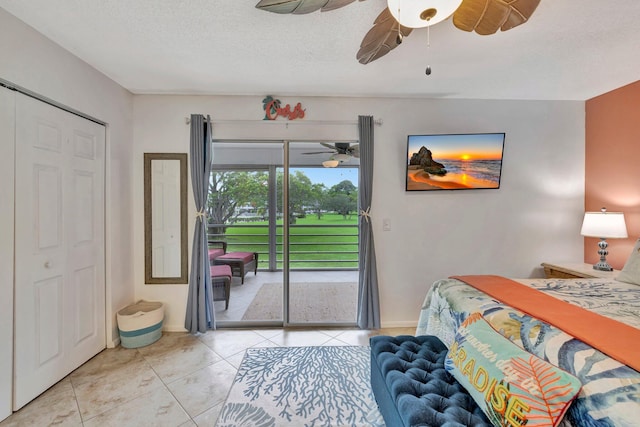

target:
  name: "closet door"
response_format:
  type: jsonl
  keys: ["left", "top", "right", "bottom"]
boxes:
{"left": 13, "top": 94, "right": 106, "bottom": 410}
{"left": 0, "top": 86, "right": 16, "bottom": 421}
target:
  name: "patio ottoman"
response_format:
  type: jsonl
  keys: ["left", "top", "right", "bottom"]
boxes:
{"left": 213, "top": 251, "right": 258, "bottom": 284}
{"left": 211, "top": 264, "right": 232, "bottom": 309}
{"left": 370, "top": 335, "right": 490, "bottom": 427}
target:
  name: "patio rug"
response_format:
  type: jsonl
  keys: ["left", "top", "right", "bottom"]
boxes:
{"left": 241, "top": 282, "right": 358, "bottom": 322}
{"left": 216, "top": 346, "right": 384, "bottom": 427}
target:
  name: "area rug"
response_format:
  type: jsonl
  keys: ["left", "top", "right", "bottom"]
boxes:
{"left": 241, "top": 282, "right": 358, "bottom": 323}
{"left": 216, "top": 346, "right": 384, "bottom": 427}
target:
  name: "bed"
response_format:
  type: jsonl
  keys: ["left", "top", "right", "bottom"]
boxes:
{"left": 416, "top": 275, "right": 640, "bottom": 427}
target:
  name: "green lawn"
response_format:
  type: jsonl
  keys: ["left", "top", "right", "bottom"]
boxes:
{"left": 212, "top": 213, "right": 359, "bottom": 269}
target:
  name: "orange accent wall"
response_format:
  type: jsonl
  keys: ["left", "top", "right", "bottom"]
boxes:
{"left": 585, "top": 80, "right": 640, "bottom": 269}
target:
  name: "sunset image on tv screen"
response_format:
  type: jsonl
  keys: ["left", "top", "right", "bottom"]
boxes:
{"left": 406, "top": 133, "right": 505, "bottom": 191}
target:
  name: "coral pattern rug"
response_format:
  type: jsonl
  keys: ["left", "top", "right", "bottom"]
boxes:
{"left": 216, "top": 346, "right": 384, "bottom": 427}
{"left": 241, "top": 282, "right": 358, "bottom": 323}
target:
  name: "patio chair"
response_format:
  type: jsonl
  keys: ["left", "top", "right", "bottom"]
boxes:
{"left": 208, "top": 240, "right": 227, "bottom": 265}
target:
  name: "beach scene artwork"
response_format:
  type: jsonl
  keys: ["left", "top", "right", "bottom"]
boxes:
{"left": 406, "top": 133, "right": 505, "bottom": 191}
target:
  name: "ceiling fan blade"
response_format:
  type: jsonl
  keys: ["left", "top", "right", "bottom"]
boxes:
{"left": 322, "top": 0, "right": 365, "bottom": 13}
{"left": 453, "top": 0, "right": 509, "bottom": 34}
{"left": 453, "top": 0, "right": 540, "bottom": 35}
{"left": 356, "top": 7, "right": 413, "bottom": 65}
{"left": 499, "top": 0, "right": 541, "bottom": 31}
{"left": 349, "top": 144, "right": 360, "bottom": 158}
{"left": 320, "top": 142, "right": 337, "bottom": 150}
{"left": 301, "top": 151, "right": 336, "bottom": 154}
{"left": 255, "top": 0, "right": 359, "bottom": 14}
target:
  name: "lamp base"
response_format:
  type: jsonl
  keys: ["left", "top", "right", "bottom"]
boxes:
{"left": 593, "top": 238, "right": 613, "bottom": 271}
{"left": 592, "top": 262, "right": 613, "bottom": 272}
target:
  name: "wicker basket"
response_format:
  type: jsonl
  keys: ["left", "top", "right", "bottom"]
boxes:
{"left": 117, "top": 300, "right": 164, "bottom": 348}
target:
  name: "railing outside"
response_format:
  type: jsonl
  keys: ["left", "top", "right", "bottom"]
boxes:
{"left": 208, "top": 222, "right": 358, "bottom": 270}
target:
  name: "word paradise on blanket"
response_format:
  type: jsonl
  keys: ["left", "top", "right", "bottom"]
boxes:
{"left": 446, "top": 313, "right": 582, "bottom": 427}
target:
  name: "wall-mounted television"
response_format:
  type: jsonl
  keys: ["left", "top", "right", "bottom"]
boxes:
{"left": 406, "top": 133, "right": 505, "bottom": 191}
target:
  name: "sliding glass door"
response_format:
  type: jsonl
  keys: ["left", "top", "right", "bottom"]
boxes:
{"left": 287, "top": 142, "right": 359, "bottom": 325}
{"left": 208, "top": 142, "right": 283, "bottom": 325}
{"left": 210, "top": 140, "right": 359, "bottom": 327}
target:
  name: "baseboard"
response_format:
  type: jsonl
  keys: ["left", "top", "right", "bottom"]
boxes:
{"left": 163, "top": 324, "right": 189, "bottom": 333}
{"left": 161, "top": 322, "right": 416, "bottom": 332}
{"left": 380, "top": 320, "right": 418, "bottom": 329}
{"left": 107, "top": 336, "right": 120, "bottom": 348}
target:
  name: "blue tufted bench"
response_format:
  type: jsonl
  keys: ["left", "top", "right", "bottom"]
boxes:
{"left": 370, "top": 335, "right": 491, "bottom": 427}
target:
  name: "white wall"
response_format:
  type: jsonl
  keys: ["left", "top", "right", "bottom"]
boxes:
{"left": 0, "top": 8, "right": 135, "bottom": 345}
{"left": 133, "top": 95, "right": 585, "bottom": 330}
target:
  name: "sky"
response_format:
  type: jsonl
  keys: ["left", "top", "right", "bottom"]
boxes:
{"left": 407, "top": 133, "right": 505, "bottom": 161}
{"left": 290, "top": 167, "right": 358, "bottom": 188}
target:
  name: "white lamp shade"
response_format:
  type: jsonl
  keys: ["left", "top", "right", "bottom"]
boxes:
{"left": 387, "top": 0, "right": 463, "bottom": 28}
{"left": 322, "top": 159, "right": 339, "bottom": 168}
{"left": 580, "top": 211, "right": 628, "bottom": 238}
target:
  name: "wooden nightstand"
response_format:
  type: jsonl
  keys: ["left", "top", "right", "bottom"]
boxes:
{"left": 541, "top": 262, "right": 620, "bottom": 279}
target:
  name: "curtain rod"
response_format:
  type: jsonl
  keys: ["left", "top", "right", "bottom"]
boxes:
{"left": 184, "top": 117, "right": 383, "bottom": 126}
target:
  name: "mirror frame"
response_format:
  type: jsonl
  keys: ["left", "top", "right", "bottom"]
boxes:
{"left": 144, "top": 153, "right": 188, "bottom": 284}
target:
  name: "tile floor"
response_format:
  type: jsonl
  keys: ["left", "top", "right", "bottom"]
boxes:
{"left": 0, "top": 326, "right": 416, "bottom": 427}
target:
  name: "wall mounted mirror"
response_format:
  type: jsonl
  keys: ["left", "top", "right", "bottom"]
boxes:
{"left": 144, "top": 153, "right": 188, "bottom": 284}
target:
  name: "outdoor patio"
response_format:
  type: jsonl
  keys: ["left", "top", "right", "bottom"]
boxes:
{"left": 213, "top": 270, "right": 359, "bottom": 325}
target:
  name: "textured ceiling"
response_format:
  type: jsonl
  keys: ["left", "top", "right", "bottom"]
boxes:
{"left": 1, "top": 0, "right": 639, "bottom": 100}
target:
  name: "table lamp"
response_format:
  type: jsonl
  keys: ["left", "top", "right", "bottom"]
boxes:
{"left": 580, "top": 207, "right": 628, "bottom": 271}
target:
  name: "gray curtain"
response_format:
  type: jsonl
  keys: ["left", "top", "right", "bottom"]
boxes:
{"left": 357, "top": 115, "right": 381, "bottom": 329}
{"left": 185, "top": 114, "right": 214, "bottom": 333}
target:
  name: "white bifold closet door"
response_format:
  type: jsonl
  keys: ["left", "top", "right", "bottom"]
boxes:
{"left": 0, "top": 86, "right": 16, "bottom": 421}
{"left": 13, "top": 93, "right": 106, "bottom": 410}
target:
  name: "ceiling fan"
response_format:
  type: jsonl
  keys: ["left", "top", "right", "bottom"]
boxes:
{"left": 302, "top": 142, "right": 360, "bottom": 167}
{"left": 255, "top": 0, "right": 541, "bottom": 64}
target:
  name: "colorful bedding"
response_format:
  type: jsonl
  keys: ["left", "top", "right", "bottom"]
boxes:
{"left": 416, "top": 277, "right": 640, "bottom": 427}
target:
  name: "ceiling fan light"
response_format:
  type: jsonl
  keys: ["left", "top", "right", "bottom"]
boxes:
{"left": 322, "top": 160, "right": 340, "bottom": 168}
{"left": 387, "top": 0, "right": 463, "bottom": 28}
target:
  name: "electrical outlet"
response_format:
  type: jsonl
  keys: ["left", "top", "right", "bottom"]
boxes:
{"left": 382, "top": 218, "right": 391, "bottom": 231}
